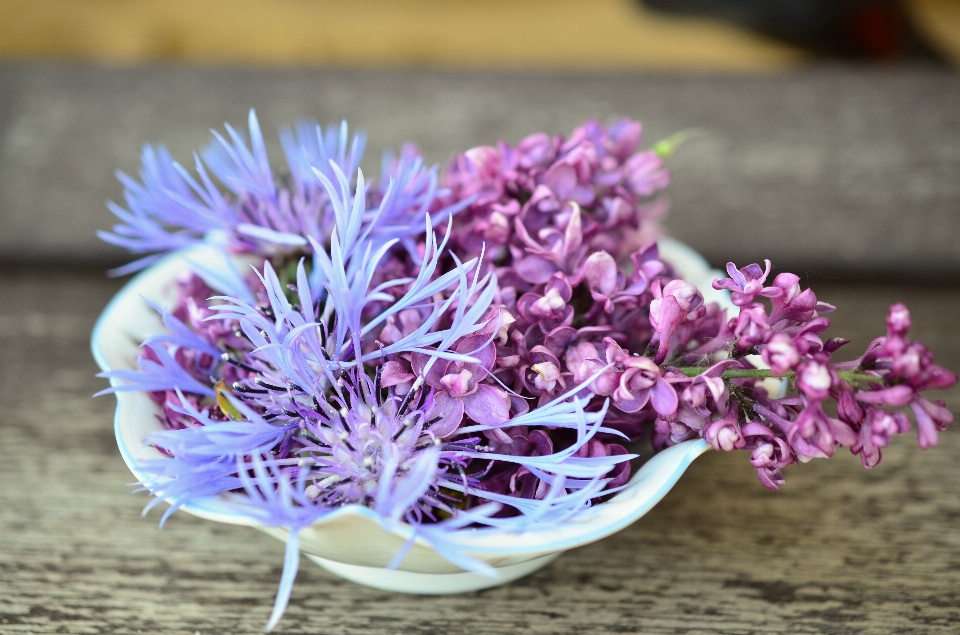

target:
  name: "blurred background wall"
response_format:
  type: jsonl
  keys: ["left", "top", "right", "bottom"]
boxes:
{"left": 2, "top": 0, "right": 959, "bottom": 67}
{"left": 1, "top": 0, "right": 958, "bottom": 276}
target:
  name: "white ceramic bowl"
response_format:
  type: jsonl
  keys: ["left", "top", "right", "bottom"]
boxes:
{"left": 92, "top": 238, "right": 727, "bottom": 593}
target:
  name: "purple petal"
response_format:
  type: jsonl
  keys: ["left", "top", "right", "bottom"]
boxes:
{"left": 463, "top": 385, "right": 510, "bottom": 425}
{"left": 563, "top": 204, "right": 583, "bottom": 256}
{"left": 542, "top": 162, "right": 577, "bottom": 199}
{"left": 911, "top": 401, "right": 940, "bottom": 449}
{"left": 856, "top": 385, "right": 914, "bottom": 407}
{"left": 428, "top": 391, "right": 465, "bottom": 438}
{"left": 725, "top": 262, "right": 745, "bottom": 288}
{"left": 380, "top": 361, "right": 414, "bottom": 388}
{"left": 650, "top": 378, "right": 678, "bottom": 416}
{"left": 515, "top": 255, "right": 558, "bottom": 284}
{"left": 582, "top": 251, "right": 617, "bottom": 296}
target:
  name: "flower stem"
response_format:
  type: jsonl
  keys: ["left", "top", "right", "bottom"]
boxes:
{"left": 674, "top": 367, "right": 880, "bottom": 383}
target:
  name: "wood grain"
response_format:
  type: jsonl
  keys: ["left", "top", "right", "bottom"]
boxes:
{"left": 2, "top": 65, "right": 959, "bottom": 279}
{"left": 1, "top": 268, "right": 958, "bottom": 634}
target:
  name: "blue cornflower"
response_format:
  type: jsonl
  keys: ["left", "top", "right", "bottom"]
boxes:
{"left": 100, "top": 150, "right": 633, "bottom": 629}
{"left": 99, "top": 110, "right": 467, "bottom": 275}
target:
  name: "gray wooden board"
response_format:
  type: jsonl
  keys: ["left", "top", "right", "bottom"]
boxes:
{"left": 1, "top": 64, "right": 960, "bottom": 277}
{"left": 0, "top": 267, "right": 958, "bottom": 634}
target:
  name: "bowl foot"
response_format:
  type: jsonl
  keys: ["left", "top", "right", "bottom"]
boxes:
{"left": 305, "top": 552, "right": 561, "bottom": 594}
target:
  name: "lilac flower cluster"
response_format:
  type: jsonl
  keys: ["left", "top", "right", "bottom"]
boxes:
{"left": 695, "top": 263, "right": 957, "bottom": 488}
{"left": 99, "top": 112, "right": 956, "bottom": 630}
{"left": 440, "top": 119, "right": 671, "bottom": 269}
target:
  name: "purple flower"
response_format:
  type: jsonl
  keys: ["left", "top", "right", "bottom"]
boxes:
{"left": 649, "top": 279, "right": 705, "bottom": 364}
{"left": 581, "top": 251, "right": 619, "bottom": 297}
{"left": 886, "top": 302, "right": 911, "bottom": 336}
{"left": 703, "top": 402, "right": 746, "bottom": 452}
{"left": 712, "top": 260, "right": 779, "bottom": 306}
{"left": 851, "top": 408, "right": 907, "bottom": 468}
{"left": 761, "top": 333, "right": 801, "bottom": 375}
{"left": 796, "top": 361, "right": 833, "bottom": 401}
{"left": 733, "top": 302, "right": 772, "bottom": 351}
{"left": 679, "top": 361, "right": 729, "bottom": 413}
{"left": 870, "top": 408, "right": 910, "bottom": 447}
{"left": 788, "top": 401, "right": 851, "bottom": 461}
{"left": 517, "top": 273, "right": 574, "bottom": 325}
{"left": 857, "top": 304, "right": 957, "bottom": 448}
{"left": 623, "top": 151, "right": 670, "bottom": 196}
{"left": 767, "top": 273, "right": 829, "bottom": 324}
{"left": 743, "top": 422, "right": 793, "bottom": 490}
{"left": 442, "top": 118, "right": 675, "bottom": 271}
{"left": 604, "top": 338, "right": 678, "bottom": 416}
{"left": 412, "top": 335, "right": 511, "bottom": 436}
{"left": 836, "top": 382, "right": 865, "bottom": 427}
{"left": 911, "top": 397, "right": 953, "bottom": 449}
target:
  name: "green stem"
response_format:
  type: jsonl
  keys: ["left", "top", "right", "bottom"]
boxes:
{"left": 837, "top": 371, "right": 882, "bottom": 383}
{"left": 675, "top": 367, "right": 781, "bottom": 378}
{"left": 674, "top": 367, "right": 880, "bottom": 384}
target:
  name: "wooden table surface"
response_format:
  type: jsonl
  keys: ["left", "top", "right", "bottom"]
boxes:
{"left": 1, "top": 266, "right": 958, "bottom": 635}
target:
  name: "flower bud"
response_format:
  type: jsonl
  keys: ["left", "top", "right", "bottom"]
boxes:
{"left": 797, "top": 362, "right": 832, "bottom": 400}
{"left": 762, "top": 333, "right": 801, "bottom": 375}
{"left": 886, "top": 303, "right": 911, "bottom": 337}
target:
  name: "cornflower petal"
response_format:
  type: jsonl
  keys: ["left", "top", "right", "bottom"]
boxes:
{"left": 97, "top": 342, "right": 216, "bottom": 397}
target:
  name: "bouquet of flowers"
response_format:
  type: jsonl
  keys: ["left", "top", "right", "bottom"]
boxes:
{"left": 98, "top": 111, "right": 956, "bottom": 630}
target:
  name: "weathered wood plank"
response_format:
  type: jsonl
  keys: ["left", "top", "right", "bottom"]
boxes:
{"left": 1, "top": 65, "right": 960, "bottom": 277}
